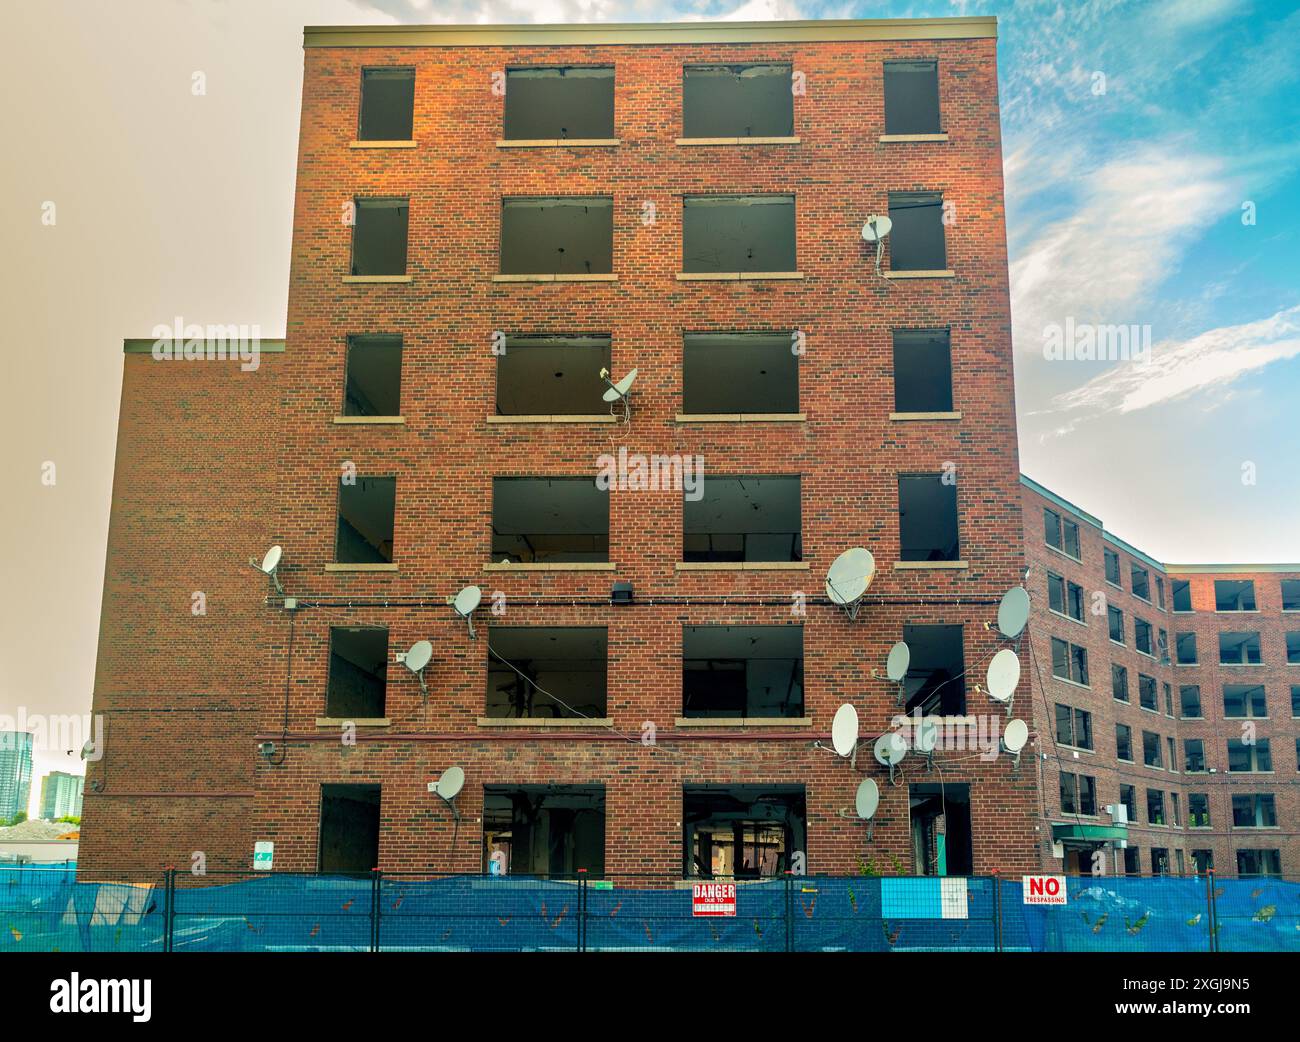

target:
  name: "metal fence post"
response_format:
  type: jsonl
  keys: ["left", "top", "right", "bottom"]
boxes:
{"left": 577, "top": 870, "right": 587, "bottom": 953}
{"left": 1205, "top": 869, "right": 1217, "bottom": 953}
{"left": 784, "top": 872, "right": 793, "bottom": 953}
{"left": 163, "top": 867, "right": 175, "bottom": 953}
{"left": 370, "top": 869, "right": 382, "bottom": 953}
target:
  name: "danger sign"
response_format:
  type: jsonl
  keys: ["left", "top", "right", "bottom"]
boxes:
{"left": 693, "top": 882, "right": 737, "bottom": 917}
{"left": 1022, "top": 874, "right": 1068, "bottom": 905}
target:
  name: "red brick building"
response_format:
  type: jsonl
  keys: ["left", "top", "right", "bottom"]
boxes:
{"left": 1022, "top": 476, "right": 1300, "bottom": 878}
{"left": 83, "top": 16, "right": 1042, "bottom": 880}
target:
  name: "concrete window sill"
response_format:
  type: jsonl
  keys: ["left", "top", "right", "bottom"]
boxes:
{"left": 497, "top": 138, "right": 620, "bottom": 148}
{"left": 315, "top": 717, "right": 390, "bottom": 727}
{"left": 332, "top": 415, "right": 405, "bottom": 425}
{"left": 676, "top": 561, "right": 810, "bottom": 572}
{"left": 487, "top": 414, "right": 615, "bottom": 424}
{"left": 674, "top": 413, "right": 805, "bottom": 423}
{"left": 676, "top": 271, "right": 803, "bottom": 281}
{"left": 879, "top": 133, "right": 948, "bottom": 143}
{"left": 675, "top": 136, "right": 800, "bottom": 146}
{"left": 492, "top": 273, "right": 617, "bottom": 283}
{"left": 350, "top": 140, "right": 416, "bottom": 149}
{"left": 889, "top": 411, "right": 961, "bottom": 421}
{"left": 893, "top": 560, "right": 969, "bottom": 570}
{"left": 673, "top": 717, "right": 813, "bottom": 728}
{"left": 325, "top": 563, "right": 398, "bottom": 572}
{"left": 343, "top": 275, "right": 412, "bottom": 284}
{"left": 483, "top": 561, "right": 616, "bottom": 572}
{"left": 883, "top": 270, "right": 954, "bottom": 279}
{"left": 477, "top": 717, "right": 613, "bottom": 728}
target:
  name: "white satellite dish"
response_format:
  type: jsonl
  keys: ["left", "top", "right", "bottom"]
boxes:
{"left": 1003, "top": 719, "right": 1028, "bottom": 753}
{"left": 825, "top": 547, "right": 875, "bottom": 619}
{"left": 861, "top": 215, "right": 893, "bottom": 242}
{"left": 256, "top": 544, "right": 284, "bottom": 593}
{"left": 886, "top": 641, "right": 911, "bottom": 682}
{"left": 452, "top": 585, "right": 482, "bottom": 639}
{"left": 874, "top": 731, "right": 906, "bottom": 784}
{"left": 403, "top": 639, "right": 433, "bottom": 699}
{"left": 831, "top": 703, "right": 859, "bottom": 758}
{"left": 915, "top": 717, "right": 938, "bottom": 754}
{"left": 600, "top": 366, "right": 638, "bottom": 421}
{"left": 435, "top": 765, "right": 465, "bottom": 801}
{"left": 997, "top": 586, "right": 1031, "bottom": 640}
{"left": 986, "top": 648, "right": 1020, "bottom": 712}
{"left": 855, "top": 778, "right": 880, "bottom": 820}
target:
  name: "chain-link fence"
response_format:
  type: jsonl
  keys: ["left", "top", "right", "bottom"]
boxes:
{"left": 3, "top": 865, "right": 1297, "bottom": 953}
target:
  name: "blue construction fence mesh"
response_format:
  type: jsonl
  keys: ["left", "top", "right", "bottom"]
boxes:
{"left": 2, "top": 866, "right": 1297, "bottom": 952}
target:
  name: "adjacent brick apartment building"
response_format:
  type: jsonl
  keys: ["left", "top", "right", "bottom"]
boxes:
{"left": 1022, "top": 476, "right": 1300, "bottom": 878}
{"left": 81, "top": 16, "right": 1046, "bottom": 880}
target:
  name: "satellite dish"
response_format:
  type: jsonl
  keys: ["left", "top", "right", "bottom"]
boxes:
{"left": 997, "top": 586, "right": 1031, "bottom": 639}
{"left": 914, "top": 718, "right": 938, "bottom": 753}
{"left": 886, "top": 641, "right": 911, "bottom": 682}
{"left": 435, "top": 765, "right": 465, "bottom": 801}
{"left": 855, "top": 778, "right": 880, "bottom": 820}
{"left": 600, "top": 367, "right": 638, "bottom": 421}
{"left": 986, "top": 649, "right": 1020, "bottom": 711}
{"left": 825, "top": 548, "right": 875, "bottom": 619}
{"left": 861, "top": 214, "right": 893, "bottom": 242}
{"left": 256, "top": 544, "right": 284, "bottom": 593}
{"left": 874, "top": 731, "right": 906, "bottom": 784}
{"left": 403, "top": 640, "right": 433, "bottom": 700}
{"left": 1003, "top": 719, "right": 1028, "bottom": 753}
{"left": 452, "top": 585, "right": 482, "bottom": 639}
{"left": 831, "top": 703, "right": 859, "bottom": 758}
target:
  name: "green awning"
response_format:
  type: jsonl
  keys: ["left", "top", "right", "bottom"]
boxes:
{"left": 1052, "top": 823, "right": 1128, "bottom": 843}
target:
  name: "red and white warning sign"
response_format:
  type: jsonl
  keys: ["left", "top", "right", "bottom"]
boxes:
{"left": 692, "top": 882, "right": 737, "bottom": 917}
{"left": 1022, "top": 874, "right": 1068, "bottom": 905}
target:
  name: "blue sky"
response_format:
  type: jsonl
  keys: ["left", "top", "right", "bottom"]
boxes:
{"left": 359, "top": 0, "right": 1300, "bottom": 560}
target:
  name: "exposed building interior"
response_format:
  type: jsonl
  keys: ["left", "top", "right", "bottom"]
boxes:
{"left": 499, "top": 197, "right": 613, "bottom": 275}
{"left": 358, "top": 67, "right": 415, "bottom": 140}
{"left": 318, "top": 784, "right": 381, "bottom": 873}
{"left": 682, "top": 195, "right": 796, "bottom": 273}
{"left": 503, "top": 66, "right": 615, "bottom": 139}
{"left": 683, "top": 785, "right": 806, "bottom": 879}
{"left": 683, "top": 475, "right": 801, "bottom": 562}
{"left": 491, "top": 477, "right": 609, "bottom": 562}
{"left": 326, "top": 626, "right": 388, "bottom": 717}
{"left": 682, "top": 64, "right": 793, "bottom": 137}
{"left": 485, "top": 627, "right": 608, "bottom": 718}
{"left": 482, "top": 785, "right": 606, "bottom": 876}
{"left": 909, "top": 783, "right": 972, "bottom": 876}
{"left": 343, "top": 335, "right": 402, "bottom": 416}
{"left": 887, "top": 191, "right": 945, "bottom": 270}
{"left": 682, "top": 332, "right": 798, "bottom": 414}
{"left": 350, "top": 197, "right": 408, "bottom": 276}
{"left": 682, "top": 625, "right": 804, "bottom": 718}
{"left": 897, "top": 474, "right": 959, "bottom": 561}
{"left": 891, "top": 329, "right": 952, "bottom": 412}
{"left": 899, "top": 624, "right": 965, "bottom": 715}
{"left": 495, "top": 335, "right": 611, "bottom": 415}
{"left": 335, "top": 476, "right": 396, "bottom": 563}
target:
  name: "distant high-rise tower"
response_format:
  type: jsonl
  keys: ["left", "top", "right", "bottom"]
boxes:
{"left": 0, "top": 732, "right": 35, "bottom": 821}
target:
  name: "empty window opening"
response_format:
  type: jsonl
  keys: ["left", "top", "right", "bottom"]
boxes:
{"left": 335, "top": 475, "right": 396, "bottom": 564}
{"left": 1051, "top": 637, "right": 1088, "bottom": 685}
{"left": 1287, "top": 632, "right": 1300, "bottom": 664}
{"left": 326, "top": 627, "right": 388, "bottom": 718}
{"left": 1108, "top": 605, "right": 1124, "bottom": 643}
{"left": 1215, "top": 579, "right": 1256, "bottom": 611}
{"left": 491, "top": 477, "right": 609, "bottom": 563}
{"left": 1237, "top": 849, "right": 1281, "bottom": 878}
{"left": 358, "top": 67, "right": 415, "bottom": 141}
{"left": 1111, "top": 664, "right": 1128, "bottom": 702}
{"left": 1131, "top": 564, "right": 1150, "bottom": 601}
{"left": 683, "top": 785, "right": 806, "bottom": 880}
{"left": 1281, "top": 579, "right": 1300, "bottom": 611}
{"left": 503, "top": 66, "right": 614, "bottom": 140}
{"left": 887, "top": 191, "right": 945, "bottom": 271}
{"left": 1172, "top": 578, "right": 1193, "bottom": 612}
{"left": 1146, "top": 789, "right": 1165, "bottom": 826}
{"left": 343, "top": 335, "right": 402, "bottom": 416}
{"left": 1189, "top": 793, "right": 1210, "bottom": 827}
{"left": 1228, "top": 738, "right": 1271, "bottom": 773}
{"left": 1175, "top": 632, "right": 1198, "bottom": 665}
{"left": 318, "top": 784, "right": 380, "bottom": 873}
{"left": 1123, "top": 846, "right": 1141, "bottom": 875}
{"left": 500, "top": 196, "right": 613, "bottom": 275}
{"left": 1180, "top": 685, "right": 1202, "bottom": 718}
{"left": 898, "top": 473, "right": 959, "bottom": 561}
{"left": 892, "top": 329, "right": 952, "bottom": 412}
{"left": 483, "top": 785, "right": 605, "bottom": 877}
{"left": 883, "top": 60, "right": 940, "bottom": 135}
{"left": 350, "top": 198, "right": 408, "bottom": 276}
{"left": 1223, "top": 684, "right": 1267, "bottom": 719}
{"left": 683, "top": 332, "right": 798, "bottom": 414}
{"left": 682, "top": 195, "right": 795, "bottom": 274}
{"left": 1219, "top": 631, "right": 1262, "bottom": 664}
{"left": 1116, "top": 723, "right": 1132, "bottom": 760}
{"left": 1142, "top": 730, "right": 1162, "bottom": 768}
{"left": 1104, "top": 548, "right": 1121, "bottom": 586}
{"left": 1138, "top": 673, "right": 1157, "bottom": 711}
{"left": 1048, "top": 572, "right": 1084, "bottom": 622}
{"left": 1119, "top": 785, "right": 1137, "bottom": 825}
{"left": 1134, "top": 617, "right": 1153, "bottom": 655}
{"left": 682, "top": 64, "right": 793, "bottom": 138}
{"left": 900, "top": 624, "right": 965, "bottom": 715}
{"left": 1232, "top": 794, "right": 1276, "bottom": 828}
{"left": 682, "top": 625, "right": 804, "bottom": 718}
{"left": 683, "top": 475, "right": 801, "bottom": 562}
{"left": 496, "top": 335, "right": 610, "bottom": 415}
{"left": 486, "top": 627, "right": 607, "bottom": 719}
{"left": 1185, "top": 739, "right": 1206, "bottom": 773}
{"left": 1043, "top": 508, "right": 1080, "bottom": 559}
{"left": 910, "top": 783, "right": 972, "bottom": 875}
{"left": 1056, "top": 704, "right": 1092, "bottom": 749}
